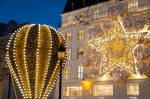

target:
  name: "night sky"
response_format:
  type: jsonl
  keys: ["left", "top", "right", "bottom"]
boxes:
{"left": 0, "top": 0, "right": 67, "bottom": 28}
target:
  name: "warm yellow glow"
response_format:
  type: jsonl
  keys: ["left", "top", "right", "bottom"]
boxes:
{"left": 6, "top": 25, "right": 67, "bottom": 99}
{"left": 127, "top": 83, "right": 139, "bottom": 95}
{"left": 82, "top": 80, "right": 86, "bottom": 84}
{"left": 65, "top": 86, "right": 82, "bottom": 96}
{"left": 93, "top": 85, "right": 113, "bottom": 96}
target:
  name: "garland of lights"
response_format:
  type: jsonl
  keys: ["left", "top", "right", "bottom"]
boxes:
{"left": 6, "top": 24, "right": 67, "bottom": 99}
{"left": 79, "top": 2, "right": 150, "bottom": 85}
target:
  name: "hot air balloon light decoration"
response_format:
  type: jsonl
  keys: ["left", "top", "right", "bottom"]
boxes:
{"left": 6, "top": 24, "right": 67, "bottom": 99}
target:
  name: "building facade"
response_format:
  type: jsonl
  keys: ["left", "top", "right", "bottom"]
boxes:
{"left": 57, "top": 0, "right": 150, "bottom": 99}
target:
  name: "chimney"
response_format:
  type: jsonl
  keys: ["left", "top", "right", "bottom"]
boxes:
{"left": 71, "top": 2, "right": 74, "bottom": 10}
{"left": 83, "top": 0, "right": 86, "bottom": 7}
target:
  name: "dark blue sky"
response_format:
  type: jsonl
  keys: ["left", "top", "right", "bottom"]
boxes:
{"left": 0, "top": 0, "right": 67, "bottom": 28}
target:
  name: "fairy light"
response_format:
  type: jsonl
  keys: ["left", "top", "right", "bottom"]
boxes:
{"left": 6, "top": 28, "right": 27, "bottom": 98}
{"left": 42, "top": 27, "right": 68, "bottom": 98}
{"left": 24, "top": 24, "right": 34, "bottom": 97}
{"left": 13, "top": 27, "right": 29, "bottom": 97}
{"left": 39, "top": 25, "right": 52, "bottom": 98}
{"left": 35, "top": 24, "right": 41, "bottom": 98}
{"left": 6, "top": 24, "right": 67, "bottom": 99}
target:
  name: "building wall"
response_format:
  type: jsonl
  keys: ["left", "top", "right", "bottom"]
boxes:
{"left": 58, "top": 0, "right": 150, "bottom": 99}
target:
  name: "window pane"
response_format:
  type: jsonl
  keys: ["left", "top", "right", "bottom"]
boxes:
{"left": 66, "top": 33, "right": 71, "bottom": 42}
{"left": 93, "top": 85, "right": 113, "bottom": 96}
{"left": 67, "top": 48, "right": 71, "bottom": 60}
{"left": 77, "top": 47, "right": 83, "bottom": 59}
{"left": 127, "top": 83, "right": 139, "bottom": 95}
{"left": 64, "top": 86, "right": 82, "bottom": 96}
{"left": 78, "top": 66, "right": 83, "bottom": 79}
{"left": 64, "top": 67, "right": 70, "bottom": 79}
{"left": 78, "top": 30, "right": 84, "bottom": 40}
{"left": 67, "top": 16, "right": 72, "bottom": 25}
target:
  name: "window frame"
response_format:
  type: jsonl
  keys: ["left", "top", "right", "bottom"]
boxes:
{"left": 66, "top": 32, "right": 71, "bottom": 42}
{"left": 67, "top": 48, "right": 71, "bottom": 60}
{"left": 77, "top": 46, "right": 83, "bottom": 59}
{"left": 64, "top": 86, "right": 82, "bottom": 96}
{"left": 128, "top": 0, "right": 138, "bottom": 12}
{"left": 93, "top": 85, "right": 113, "bottom": 96}
{"left": 93, "top": 9, "right": 99, "bottom": 20}
{"left": 127, "top": 83, "right": 139, "bottom": 96}
{"left": 77, "top": 29, "right": 84, "bottom": 40}
{"left": 64, "top": 66, "right": 70, "bottom": 79}
{"left": 67, "top": 16, "right": 73, "bottom": 25}
{"left": 77, "top": 66, "right": 83, "bottom": 79}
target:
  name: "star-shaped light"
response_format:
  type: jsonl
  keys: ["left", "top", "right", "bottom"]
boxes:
{"left": 89, "top": 18, "right": 146, "bottom": 76}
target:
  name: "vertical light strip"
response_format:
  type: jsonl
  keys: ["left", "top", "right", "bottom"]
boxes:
{"left": 43, "top": 27, "right": 68, "bottom": 98}
{"left": 6, "top": 30, "right": 27, "bottom": 98}
{"left": 35, "top": 24, "right": 41, "bottom": 98}
{"left": 43, "top": 60, "right": 60, "bottom": 98}
{"left": 42, "top": 26, "right": 58, "bottom": 98}
{"left": 24, "top": 24, "right": 35, "bottom": 98}
{"left": 13, "top": 27, "right": 29, "bottom": 97}
{"left": 39, "top": 25, "right": 52, "bottom": 99}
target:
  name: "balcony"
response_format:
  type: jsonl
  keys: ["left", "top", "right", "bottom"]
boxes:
{"left": 128, "top": 3, "right": 150, "bottom": 13}
{"left": 58, "top": 3, "right": 150, "bottom": 28}
{"left": 59, "top": 11, "right": 108, "bottom": 28}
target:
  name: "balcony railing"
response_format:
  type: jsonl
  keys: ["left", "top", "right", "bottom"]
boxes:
{"left": 128, "top": 3, "right": 150, "bottom": 12}
{"left": 58, "top": 11, "right": 108, "bottom": 28}
{"left": 58, "top": 3, "right": 150, "bottom": 28}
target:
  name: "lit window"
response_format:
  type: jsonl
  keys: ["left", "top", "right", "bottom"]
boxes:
{"left": 77, "top": 66, "right": 83, "bottom": 79}
{"left": 127, "top": 83, "right": 139, "bottom": 95}
{"left": 67, "top": 16, "right": 72, "bottom": 25}
{"left": 93, "top": 9, "right": 99, "bottom": 19}
{"left": 93, "top": 85, "right": 113, "bottom": 96}
{"left": 64, "top": 66, "right": 70, "bottom": 79}
{"left": 77, "top": 47, "right": 83, "bottom": 59}
{"left": 64, "top": 86, "right": 82, "bottom": 96}
{"left": 128, "top": 0, "right": 138, "bottom": 12}
{"left": 78, "top": 30, "right": 84, "bottom": 40}
{"left": 66, "top": 32, "right": 71, "bottom": 42}
{"left": 79, "top": 13, "right": 85, "bottom": 23}
{"left": 67, "top": 48, "right": 71, "bottom": 60}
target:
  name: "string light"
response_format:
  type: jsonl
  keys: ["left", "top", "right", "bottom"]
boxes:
{"left": 6, "top": 24, "right": 67, "bottom": 99}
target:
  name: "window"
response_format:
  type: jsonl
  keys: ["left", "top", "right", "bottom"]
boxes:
{"left": 67, "top": 48, "right": 71, "bottom": 60}
{"left": 64, "top": 86, "right": 82, "bottom": 96}
{"left": 64, "top": 66, "right": 70, "bottom": 79}
{"left": 128, "top": 0, "right": 138, "bottom": 12}
{"left": 79, "top": 13, "right": 85, "bottom": 23}
{"left": 93, "top": 9, "right": 99, "bottom": 19}
{"left": 77, "top": 47, "right": 83, "bottom": 59}
{"left": 67, "top": 16, "right": 72, "bottom": 25}
{"left": 93, "top": 85, "right": 113, "bottom": 96}
{"left": 77, "top": 66, "right": 83, "bottom": 79}
{"left": 78, "top": 30, "right": 84, "bottom": 40}
{"left": 66, "top": 32, "right": 71, "bottom": 42}
{"left": 127, "top": 83, "right": 139, "bottom": 95}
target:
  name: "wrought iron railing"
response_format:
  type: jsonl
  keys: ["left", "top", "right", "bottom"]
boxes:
{"left": 58, "top": 3, "right": 150, "bottom": 28}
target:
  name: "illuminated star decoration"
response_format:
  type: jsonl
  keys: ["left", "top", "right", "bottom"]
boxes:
{"left": 79, "top": 2, "right": 150, "bottom": 85}
{"left": 89, "top": 18, "right": 146, "bottom": 76}
{"left": 79, "top": 16, "right": 149, "bottom": 82}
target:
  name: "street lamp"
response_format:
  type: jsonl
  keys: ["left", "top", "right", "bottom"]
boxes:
{"left": 58, "top": 44, "right": 66, "bottom": 99}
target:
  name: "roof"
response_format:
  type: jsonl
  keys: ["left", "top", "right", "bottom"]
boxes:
{"left": 63, "top": 0, "right": 110, "bottom": 13}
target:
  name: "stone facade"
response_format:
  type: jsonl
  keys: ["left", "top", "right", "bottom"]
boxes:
{"left": 57, "top": 0, "right": 150, "bottom": 99}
